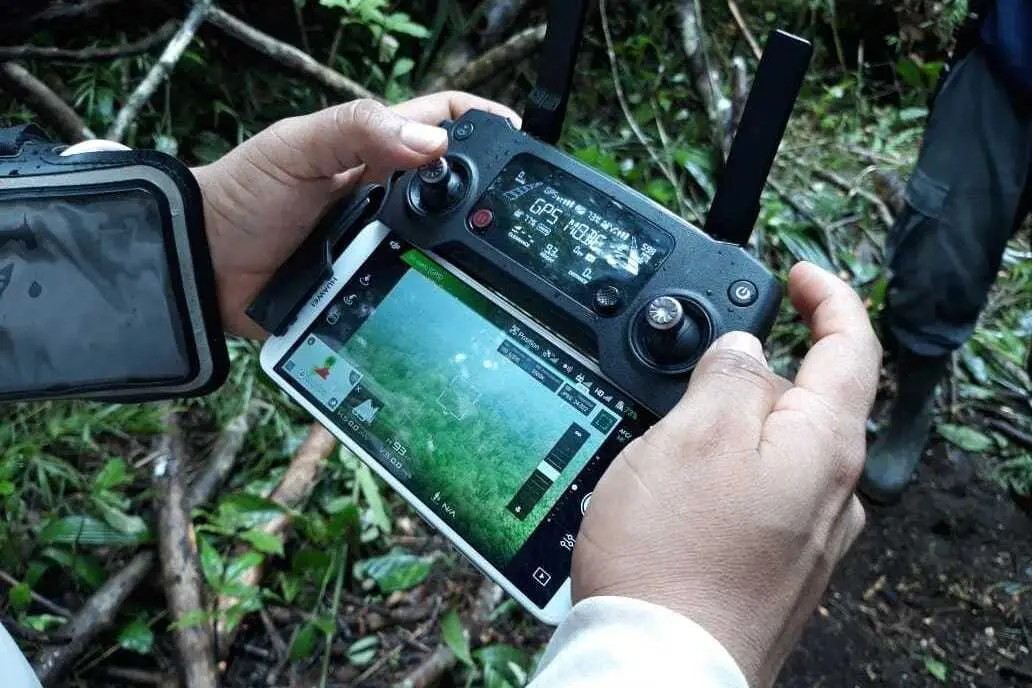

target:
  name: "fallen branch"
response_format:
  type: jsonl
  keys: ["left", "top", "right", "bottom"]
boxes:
{"left": 0, "top": 62, "right": 94, "bottom": 141}
{"left": 153, "top": 410, "right": 218, "bottom": 688}
{"left": 214, "top": 424, "right": 338, "bottom": 654}
{"left": 106, "top": 2, "right": 210, "bottom": 142}
{"left": 0, "top": 21, "right": 176, "bottom": 61}
{"left": 33, "top": 553, "right": 156, "bottom": 683}
{"left": 399, "top": 580, "right": 504, "bottom": 688}
{"left": 32, "top": 406, "right": 256, "bottom": 685}
{"left": 475, "top": 0, "right": 533, "bottom": 47}
{"left": 207, "top": 7, "right": 381, "bottom": 103}
{"left": 0, "top": 570, "right": 72, "bottom": 618}
{"left": 430, "top": 23, "right": 546, "bottom": 94}
{"left": 726, "top": 0, "right": 763, "bottom": 60}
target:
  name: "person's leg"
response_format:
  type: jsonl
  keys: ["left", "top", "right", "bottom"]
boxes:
{"left": 860, "top": 46, "right": 1032, "bottom": 503}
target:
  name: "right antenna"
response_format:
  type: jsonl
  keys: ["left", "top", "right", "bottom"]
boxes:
{"left": 703, "top": 30, "right": 813, "bottom": 246}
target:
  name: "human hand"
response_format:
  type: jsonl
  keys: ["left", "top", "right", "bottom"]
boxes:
{"left": 192, "top": 92, "right": 521, "bottom": 339}
{"left": 572, "top": 263, "right": 881, "bottom": 688}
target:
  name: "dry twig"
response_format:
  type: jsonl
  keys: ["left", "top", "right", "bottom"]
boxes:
{"left": 0, "top": 21, "right": 176, "bottom": 61}
{"left": 153, "top": 411, "right": 218, "bottom": 688}
{"left": 207, "top": 7, "right": 381, "bottom": 103}
{"left": 787, "top": 154, "right": 897, "bottom": 229}
{"left": 106, "top": 2, "right": 210, "bottom": 142}
{"left": 0, "top": 62, "right": 95, "bottom": 141}
{"left": 214, "top": 424, "right": 338, "bottom": 654}
{"left": 32, "top": 406, "right": 256, "bottom": 685}
{"left": 427, "top": 23, "right": 546, "bottom": 94}
{"left": 0, "top": 570, "right": 72, "bottom": 618}
{"left": 726, "top": 0, "right": 763, "bottom": 60}
{"left": 399, "top": 580, "right": 504, "bottom": 688}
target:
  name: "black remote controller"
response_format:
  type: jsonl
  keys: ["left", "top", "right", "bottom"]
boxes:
{"left": 249, "top": 4, "right": 813, "bottom": 418}
{"left": 377, "top": 110, "right": 779, "bottom": 415}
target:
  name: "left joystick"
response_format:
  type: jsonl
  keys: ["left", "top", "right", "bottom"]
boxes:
{"left": 411, "top": 158, "right": 466, "bottom": 214}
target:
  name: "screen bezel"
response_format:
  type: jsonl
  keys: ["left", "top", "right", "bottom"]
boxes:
{"left": 261, "top": 221, "right": 652, "bottom": 624}
{"left": 0, "top": 165, "right": 226, "bottom": 401}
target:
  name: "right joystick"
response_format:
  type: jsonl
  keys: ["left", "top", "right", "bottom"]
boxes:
{"left": 633, "top": 296, "right": 711, "bottom": 373}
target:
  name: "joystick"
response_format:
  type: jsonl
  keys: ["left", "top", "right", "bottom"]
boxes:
{"left": 409, "top": 158, "right": 467, "bottom": 214}
{"left": 632, "top": 296, "right": 711, "bottom": 372}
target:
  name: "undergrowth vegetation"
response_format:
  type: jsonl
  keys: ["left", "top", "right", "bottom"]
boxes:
{"left": 1, "top": 1, "right": 1029, "bottom": 686}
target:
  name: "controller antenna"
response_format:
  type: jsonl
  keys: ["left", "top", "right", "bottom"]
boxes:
{"left": 703, "top": 30, "right": 813, "bottom": 246}
{"left": 521, "top": 0, "right": 591, "bottom": 145}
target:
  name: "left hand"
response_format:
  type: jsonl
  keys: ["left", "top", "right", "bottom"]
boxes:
{"left": 193, "top": 92, "right": 521, "bottom": 339}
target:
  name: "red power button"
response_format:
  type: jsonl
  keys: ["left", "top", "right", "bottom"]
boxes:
{"left": 469, "top": 208, "right": 495, "bottom": 232}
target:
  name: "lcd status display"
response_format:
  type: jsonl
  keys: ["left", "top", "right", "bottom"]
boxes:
{"left": 474, "top": 154, "right": 675, "bottom": 310}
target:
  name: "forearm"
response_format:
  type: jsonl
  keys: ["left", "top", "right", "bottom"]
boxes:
{"left": 530, "top": 597, "right": 749, "bottom": 688}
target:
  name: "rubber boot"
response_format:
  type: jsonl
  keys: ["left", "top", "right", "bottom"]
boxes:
{"left": 858, "top": 349, "right": 949, "bottom": 504}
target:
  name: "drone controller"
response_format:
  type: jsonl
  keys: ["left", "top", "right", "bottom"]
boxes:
{"left": 250, "top": 2, "right": 812, "bottom": 417}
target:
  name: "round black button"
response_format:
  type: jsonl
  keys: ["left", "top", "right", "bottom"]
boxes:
{"left": 728, "top": 280, "right": 758, "bottom": 307}
{"left": 469, "top": 208, "right": 494, "bottom": 232}
{"left": 454, "top": 121, "right": 475, "bottom": 141}
{"left": 593, "top": 285, "right": 623, "bottom": 315}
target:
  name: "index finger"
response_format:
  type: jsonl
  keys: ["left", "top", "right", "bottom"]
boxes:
{"left": 391, "top": 91, "right": 523, "bottom": 129}
{"left": 788, "top": 262, "right": 882, "bottom": 419}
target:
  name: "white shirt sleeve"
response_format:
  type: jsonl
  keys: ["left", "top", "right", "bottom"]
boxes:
{"left": 0, "top": 623, "right": 42, "bottom": 688}
{"left": 529, "top": 596, "right": 749, "bottom": 688}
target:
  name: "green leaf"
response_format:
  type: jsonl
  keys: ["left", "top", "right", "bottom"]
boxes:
{"left": 215, "top": 493, "right": 285, "bottom": 531}
{"left": 347, "top": 635, "right": 379, "bottom": 666}
{"left": 0, "top": 480, "right": 16, "bottom": 497}
{"left": 441, "top": 607, "right": 473, "bottom": 667}
{"left": 328, "top": 500, "right": 360, "bottom": 536}
{"left": 938, "top": 424, "right": 994, "bottom": 453}
{"left": 477, "top": 643, "right": 529, "bottom": 688}
{"left": 94, "top": 500, "right": 150, "bottom": 538}
{"left": 23, "top": 615, "right": 66, "bottom": 633}
{"left": 41, "top": 547, "right": 107, "bottom": 589}
{"left": 118, "top": 618, "right": 155, "bottom": 655}
{"left": 9, "top": 582, "right": 31, "bottom": 612}
{"left": 170, "top": 609, "right": 209, "bottom": 631}
{"left": 199, "top": 536, "right": 224, "bottom": 585}
{"left": 290, "top": 622, "right": 320, "bottom": 661}
{"left": 92, "top": 459, "right": 131, "bottom": 492}
{"left": 645, "top": 178, "right": 675, "bottom": 206}
{"left": 356, "top": 465, "right": 392, "bottom": 534}
{"left": 923, "top": 656, "right": 948, "bottom": 682}
{"left": 226, "top": 551, "right": 265, "bottom": 582}
{"left": 356, "top": 548, "right": 432, "bottom": 593}
{"left": 240, "top": 529, "right": 284, "bottom": 557}
{"left": 153, "top": 134, "right": 179, "bottom": 157}
{"left": 292, "top": 548, "right": 332, "bottom": 578}
{"left": 39, "top": 515, "right": 149, "bottom": 547}
{"left": 281, "top": 574, "right": 302, "bottom": 604}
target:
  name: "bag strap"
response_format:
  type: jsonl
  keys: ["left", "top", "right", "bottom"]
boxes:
{"left": 0, "top": 123, "right": 50, "bottom": 156}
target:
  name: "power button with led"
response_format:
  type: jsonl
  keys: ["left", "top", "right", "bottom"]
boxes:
{"left": 469, "top": 208, "right": 495, "bottom": 233}
{"left": 728, "top": 280, "right": 758, "bottom": 307}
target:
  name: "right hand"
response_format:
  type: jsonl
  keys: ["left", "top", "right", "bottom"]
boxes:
{"left": 572, "top": 262, "right": 881, "bottom": 688}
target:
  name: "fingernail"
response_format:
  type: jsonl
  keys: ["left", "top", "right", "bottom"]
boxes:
{"left": 713, "top": 331, "right": 767, "bottom": 364}
{"left": 401, "top": 122, "right": 448, "bottom": 153}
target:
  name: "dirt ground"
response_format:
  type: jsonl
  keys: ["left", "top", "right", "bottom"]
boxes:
{"left": 213, "top": 434, "right": 1032, "bottom": 688}
{"left": 780, "top": 438, "right": 1032, "bottom": 687}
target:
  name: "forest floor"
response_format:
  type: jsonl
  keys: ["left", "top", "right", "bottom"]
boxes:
{"left": 1, "top": 1, "right": 1030, "bottom": 687}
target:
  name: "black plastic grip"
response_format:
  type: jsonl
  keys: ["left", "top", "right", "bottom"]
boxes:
{"left": 247, "top": 184, "right": 387, "bottom": 336}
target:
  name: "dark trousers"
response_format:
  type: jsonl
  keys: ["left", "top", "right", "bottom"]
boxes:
{"left": 886, "top": 46, "right": 1030, "bottom": 358}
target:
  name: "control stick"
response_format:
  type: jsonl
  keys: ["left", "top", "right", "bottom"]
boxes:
{"left": 413, "top": 158, "right": 466, "bottom": 213}
{"left": 638, "top": 296, "right": 708, "bottom": 368}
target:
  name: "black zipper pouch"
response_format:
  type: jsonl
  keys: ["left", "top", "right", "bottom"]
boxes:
{"left": 0, "top": 125, "right": 228, "bottom": 403}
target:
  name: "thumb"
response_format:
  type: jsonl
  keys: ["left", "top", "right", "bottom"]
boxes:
{"left": 239, "top": 99, "right": 449, "bottom": 182}
{"left": 653, "top": 331, "right": 779, "bottom": 454}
